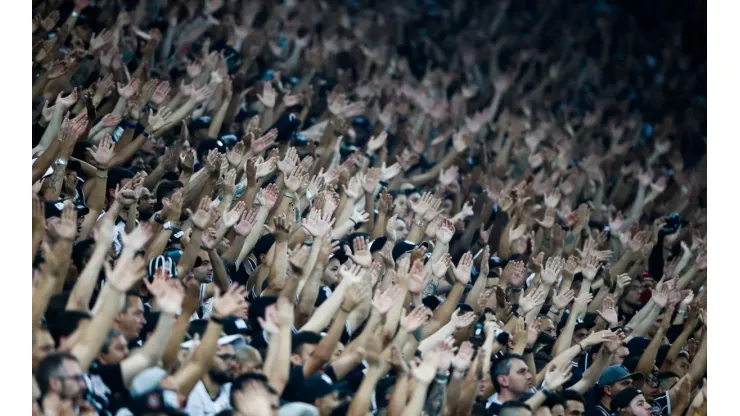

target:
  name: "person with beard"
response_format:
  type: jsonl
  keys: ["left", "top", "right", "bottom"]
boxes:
{"left": 35, "top": 353, "right": 94, "bottom": 415}
{"left": 185, "top": 336, "right": 246, "bottom": 416}
{"left": 486, "top": 354, "right": 535, "bottom": 414}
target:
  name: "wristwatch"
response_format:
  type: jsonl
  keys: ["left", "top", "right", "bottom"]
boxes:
{"left": 55, "top": 158, "right": 68, "bottom": 167}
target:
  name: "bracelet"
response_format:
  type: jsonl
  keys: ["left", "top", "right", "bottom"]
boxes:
{"left": 524, "top": 347, "right": 534, "bottom": 354}
{"left": 143, "top": 130, "right": 153, "bottom": 140}
{"left": 153, "top": 213, "right": 166, "bottom": 224}
{"left": 303, "top": 241, "right": 313, "bottom": 247}
{"left": 55, "top": 158, "right": 68, "bottom": 167}
{"left": 123, "top": 120, "right": 138, "bottom": 129}
{"left": 283, "top": 191, "right": 295, "bottom": 200}
{"left": 210, "top": 315, "right": 227, "bottom": 325}
{"left": 549, "top": 307, "right": 561, "bottom": 315}
{"left": 413, "top": 218, "right": 426, "bottom": 228}
{"left": 340, "top": 307, "right": 352, "bottom": 314}
{"left": 541, "top": 386, "right": 554, "bottom": 397}
{"left": 350, "top": 218, "right": 357, "bottom": 226}
{"left": 95, "top": 170, "right": 109, "bottom": 179}
{"left": 435, "top": 371, "right": 450, "bottom": 383}
{"left": 677, "top": 309, "right": 688, "bottom": 317}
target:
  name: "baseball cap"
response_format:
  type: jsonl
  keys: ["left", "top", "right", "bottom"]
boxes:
{"left": 45, "top": 200, "right": 89, "bottom": 219}
{"left": 610, "top": 387, "right": 643, "bottom": 412}
{"left": 294, "top": 374, "right": 351, "bottom": 403}
{"left": 180, "top": 334, "right": 246, "bottom": 349}
{"left": 278, "top": 402, "right": 319, "bottom": 416}
{"left": 597, "top": 365, "right": 643, "bottom": 387}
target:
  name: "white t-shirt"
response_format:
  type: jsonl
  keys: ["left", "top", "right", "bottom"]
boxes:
{"left": 185, "top": 380, "right": 232, "bottom": 416}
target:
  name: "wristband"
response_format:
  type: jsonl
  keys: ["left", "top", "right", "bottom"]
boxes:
{"left": 350, "top": 218, "right": 357, "bottom": 226}
{"left": 283, "top": 191, "right": 295, "bottom": 200}
{"left": 55, "top": 158, "right": 68, "bottom": 167}
{"left": 435, "top": 371, "right": 450, "bottom": 383}
{"left": 524, "top": 347, "right": 534, "bottom": 354}
{"left": 577, "top": 342, "right": 584, "bottom": 353}
{"left": 412, "top": 327, "right": 423, "bottom": 342}
{"left": 71, "top": 10, "right": 80, "bottom": 17}
{"left": 143, "top": 130, "right": 153, "bottom": 140}
{"left": 549, "top": 307, "right": 561, "bottom": 315}
{"left": 541, "top": 386, "right": 554, "bottom": 397}
{"left": 154, "top": 213, "right": 166, "bottom": 224}
{"left": 413, "top": 218, "right": 426, "bottom": 228}
{"left": 210, "top": 315, "right": 227, "bottom": 325}
{"left": 95, "top": 170, "right": 109, "bottom": 179}
{"left": 123, "top": 120, "right": 138, "bottom": 129}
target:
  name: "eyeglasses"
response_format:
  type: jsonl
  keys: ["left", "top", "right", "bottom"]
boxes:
{"left": 217, "top": 354, "right": 238, "bottom": 362}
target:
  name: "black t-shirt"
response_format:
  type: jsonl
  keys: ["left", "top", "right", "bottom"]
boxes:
{"left": 486, "top": 401, "right": 502, "bottom": 415}
{"left": 87, "top": 362, "right": 127, "bottom": 413}
{"left": 584, "top": 404, "right": 610, "bottom": 416}
{"left": 281, "top": 365, "right": 307, "bottom": 402}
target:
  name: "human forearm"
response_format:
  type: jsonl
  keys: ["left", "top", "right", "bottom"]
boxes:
{"left": 122, "top": 312, "right": 176, "bottom": 384}
{"left": 265, "top": 324, "right": 292, "bottom": 394}
{"left": 66, "top": 241, "right": 108, "bottom": 312}
{"left": 348, "top": 366, "right": 385, "bottom": 416}
{"left": 296, "top": 261, "right": 324, "bottom": 326}
{"left": 174, "top": 318, "right": 223, "bottom": 395}
{"left": 423, "top": 282, "right": 465, "bottom": 338}
{"left": 300, "top": 282, "right": 349, "bottom": 333}
{"left": 570, "top": 348, "right": 610, "bottom": 393}
{"left": 630, "top": 305, "right": 661, "bottom": 338}
{"left": 304, "top": 309, "right": 349, "bottom": 376}
{"left": 387, "top": 370, "right": 409, "bottom": 416}
{"left": 266, "top": 241, "right": 289, "bottom": 292}
{"left": 236, "top": 207, "right": 269, "bottom": 266}
{"left": 177, "top": 228, "right": 204, "bottom": 276}
{"left": 71, "top": 284, "right": 125, "bottom": 370}
{"left": 637, "top": 326, "right": 665, "bottom": 375}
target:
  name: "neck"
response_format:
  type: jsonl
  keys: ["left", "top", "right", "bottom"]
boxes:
{"left": 202, "top": 373, "right": 223, "bottom": 398}
{"left": 497, "top": 389, "right": 520, "bottom": 403}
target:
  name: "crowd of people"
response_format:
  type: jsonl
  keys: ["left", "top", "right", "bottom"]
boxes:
{"left": 31, "top": 0, "right": 707, "bottom": 415}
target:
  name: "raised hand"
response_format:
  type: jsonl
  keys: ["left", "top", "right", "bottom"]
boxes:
{"left": 552, "top": 288, "right": 575, "bottom": 311}
{"left": 342, "top": 283, "right": 370, "bottom": 312}
{"left": 257, "top": 81, "right": 276, "bottom": 108}
{"left": 373, "top": 285, "right": 403, "bottom": 315}
{"left": 147, "top": 107, "right": 173, "bottom": 132}
{"left": 408, "top": 260, "right": 428, "bottom": 295}
{"left": 451, "top": 309, "right": 477, "bottom": 329}
{"left": 48, "top": 203, "right": 78, "bottom": 241}
{"left": 572, "top": 292, "right": 594, "bottom": 318}
{"left": 452, "top": 252, "right": 473, "bottom": 285}
{"left": 518, "top": 287, "right": 547, "bottom": 314}
{"left": 412, "top": 192, "right": 442, "bottom": 222}
{"left": 598, "top": 296, "right": 619, "bottom": 327}
{"left": 412, "top": 351, "right": 440, "bottom": 384}
{"left": 277, "top": 146, "right": 299, "bottom": 175}
{"left": 435, "top": 217, "right": 455, "bottom": 243}
{"left": 401, "top": 306, "right": 432, "bottom": 332}
{"left": 213, "top": 285, "right": 249, "bottom": 318}
{"left": 367, "top": 131, "right": 388, "bottom": 153}
{"left": 339, "top": 262, "right": 365, "bottom": 285}
{"left": 344, "top": 237, "right": 372, "bottom": 267}
{"left": 543, "top": 361, "right": 573, "bottom": 391}
{"left": 432, "top": 253, "right": 452, "bottom": 279}
{"left": 541, "top": 256, "right": 564, "bottom": 285}
{"left": 350, "top": 208, "right": 370, "bottom": 225}
{"left": 301, "top": 208, "right": 334, "bottom": 237}
{"left": 580, "top": 255, "right": 601, "bottom": 281}
{"left": 188, "top": 196, "right": 214, "bottom": 230}
{"left": 86, "top": 134, "right": 115, "bottom": 168}
{"left": 251, "top": 128, "right": 277, "bottom": 155}
{"left": 145, "top": 277, "right": 185, "bottom": 315}
{"left": 105, "top": 255, "right": 146, "bottom": 294}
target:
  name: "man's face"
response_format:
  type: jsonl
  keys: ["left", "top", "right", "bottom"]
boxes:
{"left": 624, "top": 282, "right": 642, "bottom": 305}
{"left": 477, "top": 373, "right": 494, "bottom": 400}
{"left": 537, "top": 316, "right": 556, "bottom": 338}
{"left": 116, "top": 296, "right": 146, "bottom": 341}
{"left": 99, "top": 335, "right": 129, "bottom": 364}
{"left": 611, "top": 346, "right": 629, "bottom": 366}
{"left": 193, "top": 250, "right": 213, "bottom": 282}
{"left": 607, "top": 378, "right": 633, "bottom": 398}
{"left": 572, "top": 328, "right": 589, "bottom": 347}
{"left": 564, "top": 400, "right": 585, "bottom": 416}
{"left": 210, "top": 344, "right": 239, "bottom": 383}
{"left": 291, "top": 343, "right": 317, "bottom": 366}
{"left": 499, "top": 359, "right": 533, "bottom": 397}
{"left": 32, "top": 330, "right": 55, "bottom": 369}
{"left": 669, "top": 356, "right": 690, "bottom": 377}
{"left": 314, "top": 391, "right": 341, "bottom": 416}
{"left": 323, "top": 259, "right": 341, "bottom": 285}
{"left": 55, "top": 359, "right": 86, "bottom": 400}
{"left": 550, "top": 404, "right": 565, "bottom": 416}
{"left": 628, "top": 394, "right": 653, "bottom": 416}
{"left": 641, "top": 374, "right": 660, "bottom": 400}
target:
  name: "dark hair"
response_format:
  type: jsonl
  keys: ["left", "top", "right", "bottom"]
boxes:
{"left": 155, "top": 180, "right": 184, "bottom": 203}
{"left": 543, "top": 393, "right": 565, "bottom": 409}
{"left": 47, "top": 310, "right": 92, "bottom": 347}
{"left": 71, "top": 239, "right": 96, "bottom": 271}
{"left": 229, "top": 372, "right": 276, "bottom": 407}
{"left": 106, "top": 167, "right": 135, "bottom": 196}
{"left": 561, "top": 389, "right": 586, "bottom": 406}
{"left": 101, "top": 329, "right": 123, "bottom": 354}
{"left": 291, "top": 331, "right": 322, "bottom": 355}
{"left": 123, "top": 292, "right": 143, "bottom": 311}
{"left": 499, "top": 401, "right": 531, "bottom": 416}
{"left": 35, "top": 352, "right": 78, "bottom": 395}
{"left": 491, "top": 353, "right": 525, "bottom": 392}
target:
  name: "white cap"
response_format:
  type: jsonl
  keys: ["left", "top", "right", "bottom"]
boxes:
{"left": 180, "top": 334, "right": 246, "bottom": 349}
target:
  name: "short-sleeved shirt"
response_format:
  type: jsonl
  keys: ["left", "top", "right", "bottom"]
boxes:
{"left": 185, "top": 380, "right": 232, "bottom": 416}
